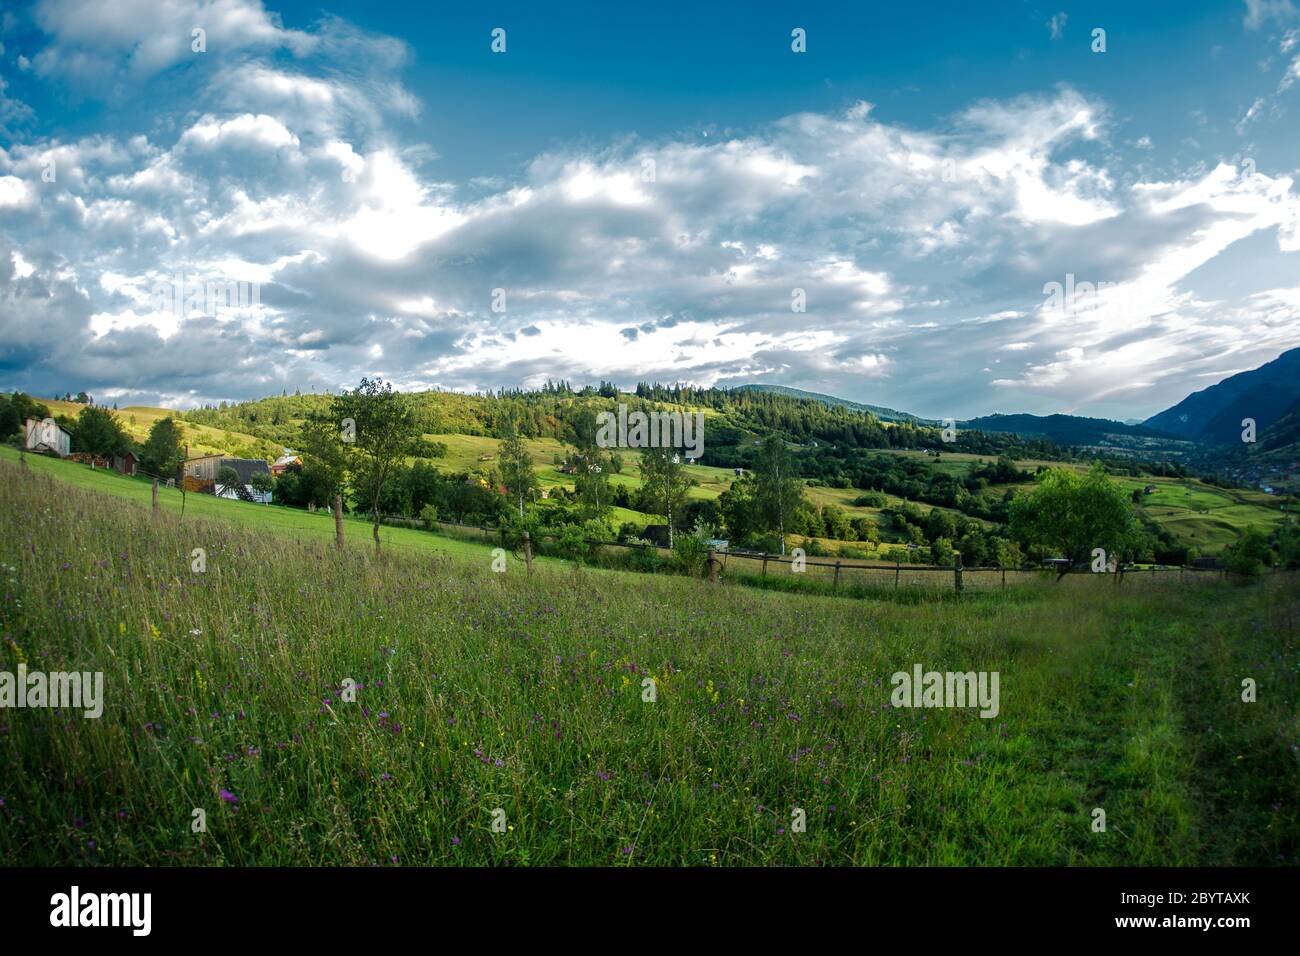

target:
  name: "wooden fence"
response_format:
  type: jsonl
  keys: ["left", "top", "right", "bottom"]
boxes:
{"left": 405, "top": 513, "right": 1243, "bottom": 593}
{"left": 37, "top": 455, "right": 1260, "bottom": 595}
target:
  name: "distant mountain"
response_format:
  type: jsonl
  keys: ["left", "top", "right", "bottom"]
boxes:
{"left": 735, "top": 384, "right": 1194, "bottom": 452}
{"left": 1144, "top": 347, "right": 1300, "bottom": 446}
{"left": 958, "top": 412, "right": 1178, "bottom": 447}
{"left": 1256, "top": 394, "right": 1300, "bottom": 457}
{"left": 734, "top": 384, "right": 927, "bottom": 423}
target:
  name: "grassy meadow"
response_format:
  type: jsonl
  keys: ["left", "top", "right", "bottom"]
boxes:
{"left": 1, "top": 455, "right": 1297, "bottom": 866}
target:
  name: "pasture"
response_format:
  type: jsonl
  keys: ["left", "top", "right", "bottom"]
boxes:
{"left": 0, "top": 456, "right": 1295, "bottom": 866}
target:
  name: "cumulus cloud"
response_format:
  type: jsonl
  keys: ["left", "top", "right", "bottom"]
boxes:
{"left": 32, "top": 0, "right": 314, "bottom": 83}
{"left": 1, "top": 6, "right": 1299, "bottom": 421}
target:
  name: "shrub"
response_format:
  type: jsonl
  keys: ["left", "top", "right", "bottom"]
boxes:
{"left": 555, "top": 519, "right": 612, "bottom": 565}
{"left": 929, "top": 537, "right": 955, "bottom": 567}
{"left": 1224, "top": 528, "right": 1272, "bottom": 577}
{"left": 672, "top": 524, "right": 712, "bottom": 577}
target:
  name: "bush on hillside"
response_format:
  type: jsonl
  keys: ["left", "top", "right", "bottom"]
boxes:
{"left": 1224, "top": 528, "right": 1272, "bottom": 577}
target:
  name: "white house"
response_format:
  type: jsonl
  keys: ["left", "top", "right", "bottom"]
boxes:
{"left": 214, "top": 482, "right": 273, "bottom": 504}
{"left": 25, "top": 418, "right": 71, "bottom": 457}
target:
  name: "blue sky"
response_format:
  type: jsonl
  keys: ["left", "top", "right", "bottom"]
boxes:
{"left": 2, "top": 0, "right": 1299, "bottom": 421}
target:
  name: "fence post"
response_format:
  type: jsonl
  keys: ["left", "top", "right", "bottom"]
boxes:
{"left": 19, "top": 447, "right": 26, "bottom": 469}
{"left": 334, "top": 493, "right": 344, "bottom": 549}
{"left": 523, "top": 531, "right": 533, "bottom": 574}
{"left": 895, "top": 559, "right": 900, "bottom": 588}
{"left": 707, "top": 548, "right": 719, "bottom": 584}
{"left": 152, "top": 478, "right": 159, "bottom": 515}
{"left": 761, "top": 553, "right": 769, "bottom": 577}
{"left": 833, "top": 560, "right": 841, "bottom": 591}
{"left": 1001, "top": 565, "right": 1006, "bottom": 591}
{"left": 953, "top": 552, "right": 963, "bottom": 595}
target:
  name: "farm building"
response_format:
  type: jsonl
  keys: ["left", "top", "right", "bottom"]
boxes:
{"left": 270, "top": 452, "right": 302, "bottom": 475}
{"left": 24, "top": 418, "right": 72, "bottom": 457}
{"left": 641, "top": 524, "right": 671, "bottom": 547}
{"left": 183, "top": 454, "right": 273, "bottom": 503}
{"left": 112, "top": 452, "right": 138, "bottom": 476}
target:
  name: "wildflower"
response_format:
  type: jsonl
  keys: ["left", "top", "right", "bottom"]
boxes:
{"left": 219, "top": 789, "right": 238, "bottom": 805}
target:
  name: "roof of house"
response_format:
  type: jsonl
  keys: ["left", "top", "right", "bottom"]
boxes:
{"left": 217, "top": 458, "right": 272, "bottom": 483}
{"left": 272, "top": 454, "right": 301, "bottom": 468}
{"left": 26, "top": 417, "right": 72, "bottom": 437}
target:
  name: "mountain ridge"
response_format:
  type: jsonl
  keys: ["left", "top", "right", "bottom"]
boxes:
{"left": 1144, "top": 347, "right": 1300, "bottom": 445}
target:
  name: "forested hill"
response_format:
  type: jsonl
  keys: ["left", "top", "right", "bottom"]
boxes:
{"left": 179, "top": 381, "right": 1064, "bottom": 463}
{"left": 732, "top": 384, "right": 927, "bottom": 424}
{"left": 959, "top": 412, "right": 1179, "bottom": 446}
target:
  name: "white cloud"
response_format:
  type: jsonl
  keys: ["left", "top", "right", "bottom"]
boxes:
{"left": 1244, "top": 0, "right": 1297, "bottom": 30}
{"left": 3, "top": 12, "right": 1299, "bottom": 421}
{"left": 33, "top": 0, "right": 315, "bottom": 83}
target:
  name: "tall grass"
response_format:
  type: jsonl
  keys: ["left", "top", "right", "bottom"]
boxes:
{"left": 0, "top": 460, "right": 1296, "bottom": 866}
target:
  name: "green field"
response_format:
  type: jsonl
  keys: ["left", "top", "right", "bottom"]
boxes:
{"left": 35, "top": 393, "right": 1287, "bottom": 555}
{"left": 1129, "top": 480, "right": 1289, "bottom": 553}
{"left": 1, "top": 454, "right": 1296, "bottom": 866}
{"left": 42, "top": 399, "right": 279, "bottom": 460}
{"left": 433, "top": 434, "right": 1286, "bottom": 554}
{"left": 0, "top": 446, "right": 519, "bottom": 565}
